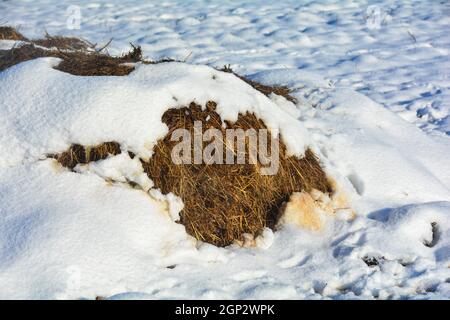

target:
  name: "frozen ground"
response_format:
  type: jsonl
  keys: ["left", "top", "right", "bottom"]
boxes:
{"left": 0, "top": 0, "right": 449, "bottom": 299}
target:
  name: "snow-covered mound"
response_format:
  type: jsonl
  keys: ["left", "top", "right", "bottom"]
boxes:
{"left": 3, "top": 0, "right": 449, "bottom": 136}
{"left": 0, "top": 54, "right": 449, "bottom": 299}
{"left": 0, "top": 58, "right": 310, "bottom": 167}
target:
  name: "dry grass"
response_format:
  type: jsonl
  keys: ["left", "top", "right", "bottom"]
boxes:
{"left": 33, "top": 32, "right": 94, "bottom": 51}
{"left": 0, "top": 42, "right": 144, "bottom": 76}
{"left": 142, "top": 101, "right": 330, "bottom": 246}
{"left": 220, "top": 65, "right": 296, "bottom": 103}
{"left": 0, "top": 44, "right": 46, "bottom": 71}
{"left": 0, "top": 26, "right": 28, "bottom": 41}
{"left": 54, "top": 142, "right": 121, "bottom": 169}
{"left": 56, "top": 46, "right": 142, "bottom": 76}
{"left": 52, "top": 103, "right": 331, "bottom": 247}
{"left": 0, "top": 27, "right": 148, "bottom": 76}
{"left": 2, "top": 27, "right": 330, "bottom": 246}
{"left": 0, "top": 26, "right": 91, "bottom": 49}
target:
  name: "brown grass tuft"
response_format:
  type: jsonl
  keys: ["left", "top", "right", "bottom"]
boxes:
{"left": 0, "top": 42, "right": 143, "bottom": 76}
{"left": 0, "top": 27, "right": 148, "bottom": 75}
{"left": 142, "top": 101, "right": 330, "bottom": 246}
{"left": 55, "top": 45, "right": 142, "bottom": 76}
{"left": 220, "top": 65, "right": 296, "bottom": 103}
{"left": 32, "top": 32, "right": 93, "bottom": 51}
{"left": 54, "top": 142, "right": 121, "bottom": 169}
{"left": 0, "top": 26, "right": 28, "bottom": 41}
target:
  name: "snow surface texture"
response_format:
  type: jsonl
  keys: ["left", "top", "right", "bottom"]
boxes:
{"left": 2, "top": 0, "right": 450, "bottom": 136}
{"left": 0, "top": 0, "right": 449, "bottom": 299}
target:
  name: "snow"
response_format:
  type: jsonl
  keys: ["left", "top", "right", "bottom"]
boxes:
{"left": 2, "top": 1, "right": 449, "bottom": 134}
{"left": 0, "top": 161, "right": 194, "bottom": 299}
{"left": 0, "top": 58, "right": 310, "bottom": 167}
{"left": 0, "top": 40, "right": 25, "bottom": 50}
{"left": 0, "top": 0, "right": 449, "bottom": 299}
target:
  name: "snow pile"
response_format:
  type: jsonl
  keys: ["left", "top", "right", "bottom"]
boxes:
{"left": 0, "top": 0, "right": 449, "bottom": 299}
{"left": 0, "top": 55, "right": 448, "bottom": 299}
{"left": 0, "top": 58, "right": 310, "bottom": 168}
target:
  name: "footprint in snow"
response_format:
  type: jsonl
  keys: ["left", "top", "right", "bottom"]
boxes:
{"left": 277, "top": 254, "right": 311, "bottom": 269}
{"left": 231, "top": 270, "right": 267, "bottom": 282}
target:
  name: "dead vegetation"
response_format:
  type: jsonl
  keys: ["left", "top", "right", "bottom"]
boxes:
{"left": 0, "top": 26, "right": 92, "bottom": 49}
{"left": 33, "top": 32, "right": 94, "bottom": 51}
{"left": 0, "top": 27, "right": 150, "bottom": 76}
{"left": 52, "top": 102, "right": 331, "bottom": 247}
{"left": 0, "top": 42, "right": 144, "bottom": 76}
{"left": 3, "top": 26, "right": 330, "bottom": 246}
{"left": 52, "top": 142, "right": 121, "bottom": 169}
{"left": 0, "top": 26, "right": 28, "bottom": 41}
{"left": 142, "top": 101, "right": 330, "bottom": 246}
{"left": 220, "top": 65, "right": 296, "bottom": 103}
{"left": 0, "top": 27, "right": 298, "bottom": 104}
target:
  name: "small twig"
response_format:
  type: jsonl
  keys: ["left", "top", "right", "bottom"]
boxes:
{"left": 44, "top": 29, "right": 52, "bottom": 39}
{"left": 407, "top": 30, "right": 417, "bottom": 43}
{"left": 95, "top": 38, "right": 113, "bottom": 52}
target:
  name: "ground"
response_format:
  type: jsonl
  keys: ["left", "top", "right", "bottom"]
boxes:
{"left": 0, "top": 0, "right": 449, "bottom": 299}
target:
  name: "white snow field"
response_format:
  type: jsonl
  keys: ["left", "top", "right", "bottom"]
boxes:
{"left": 0, "top": 0, "right": 449, "bottom": 299}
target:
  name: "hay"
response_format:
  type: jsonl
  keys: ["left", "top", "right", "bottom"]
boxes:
{"left": 0, "top": 27, "right": 92, "bottom": 50}
{"left": 33, "top": 32, "right": 93, "bottom": 51}
{"left": 54, "top": 142, "right": 121, "bottom": 169}
{"left": 0, "top": 42, "right": 143, "bottom": 76}
{"left": 0, "top": 26, "right": 28, "bottom": 41}
{"left": 220, "top": 65, "right": 297, "bottom": 103}
{"left": 0, "top": 28, "right": 248, "bottom": 77}
{"left": 0, "top": 44, "right": 48, "bottom": 71}
{"left": 2, "top": 27, "right": 331, "bottom": 246}
{"left": 142, "top": 101, "right": 331, "bottom": 246}
{"left": 50, "top": 102, "right": 330, "bottom": 247}
{"left": 0, "top": 28, "right": 178, "bottom": 76}
{"left": 0, "top": 26, "right": 147, "bottom": 76}
{"left": 55, "top": 46, "right": 141, "bottom": 76}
